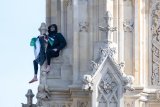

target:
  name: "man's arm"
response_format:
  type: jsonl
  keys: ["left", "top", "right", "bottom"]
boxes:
{"left": 56, "top": 33, "right": 67, "bottom": 51}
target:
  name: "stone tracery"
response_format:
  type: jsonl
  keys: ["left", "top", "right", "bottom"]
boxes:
{"left": 151, "top": 1, "right": 160, "bottom": 85}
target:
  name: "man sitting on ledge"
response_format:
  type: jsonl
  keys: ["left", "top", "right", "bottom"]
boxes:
{"left": 29, "top": 24, "right": 67, "bottom": 83}
{"left": 45, "top": 24, "right": 67, "bottom": 72}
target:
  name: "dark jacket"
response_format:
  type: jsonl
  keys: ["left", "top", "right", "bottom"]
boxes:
{"left": 47, "top": 33, "right": 67, "bottom": 56}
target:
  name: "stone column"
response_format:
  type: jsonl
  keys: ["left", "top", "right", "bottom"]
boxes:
{"left": 78, "top": 0, "right": 89, "bottom": 74}
{"left": 98, "top": 0, "right": 106, "bottom": 41}
{"left": 72, "top": 0, "right": 79, "bottom": 84}
{"left": 88, "top": 0, "right": 94, "bottom": 63}
{"left": 118, "top": 0, "right": 124, "bottom": 63}
{"left": 48, "top": 0, "right": 61, "bottom": 29}
{"left": 46, "top": 0, "right": 51, "bottom": 25}
{"left": 139, "top": 0, "right": 150, "bottom": 88}
{"left": 123, "top": 0, "right": 134, "bottom": 75}
{"left": 133, "top": 0, "right": 140, "bottom": 85}
{"left": 139, "top": 0, "right": 150, "bottom": 87}
{"left": 72, "top": 0, "right": 90, "bottom": 84}
{"left": 60, "top": 0, "right": 65, "bottom": 35}
{"left": 113, "top": 0, "right": 118, "bottom": 44}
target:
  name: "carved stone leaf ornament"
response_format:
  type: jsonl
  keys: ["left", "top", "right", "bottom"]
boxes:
{"left": 151, "top": 1, "right": 160, "bottom": 85}
{"left": 79, "top": 21, "right": 89, "bottom": 32}
{"left": 99, "top": 73, "right": 117, "bottom": 94}
{"left": 123, "top": 19, "right": 134, "bottom": 32}
{"left": 97, "top": 71, "right": 119, "bottom": 105}
{"left": 64, "top": 0, "right": 72, "bottom": 7}
{"left": 82, "top": 75, "right": 93, "bottom": 90}
{"left": 77, "top": 101, "right": 88, "bottom": 107}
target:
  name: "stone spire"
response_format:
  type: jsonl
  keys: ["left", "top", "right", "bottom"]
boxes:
{"left": 25, "top": 89, "right": 34, "bottom": 106}
{"left": 22, "top": 89, "right": 37, "bottom": 107}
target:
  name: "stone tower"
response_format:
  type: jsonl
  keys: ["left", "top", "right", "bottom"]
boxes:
{"left": 36, "top": 0, "right": 160, "bottom": 107}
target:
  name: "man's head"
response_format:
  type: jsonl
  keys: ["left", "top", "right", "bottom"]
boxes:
{"left": 48, "top": 24, "right": 57, "bottom": 34}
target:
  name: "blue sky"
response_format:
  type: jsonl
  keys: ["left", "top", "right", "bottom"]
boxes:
{"left": 0, "top": 0, "right": 45, "bottom": 106}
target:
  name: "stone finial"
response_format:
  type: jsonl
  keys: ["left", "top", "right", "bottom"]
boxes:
{"left": 25, "top": 89, "right": 35, "bottom": 106}
{"left": 38, "top": 22, "right": 47, "bottom": 35}
{"left": 99, "top": 11, "right": 117, "bottom": 41}
{"left": 104, "top": 11, "right": 112, "bottom": 25}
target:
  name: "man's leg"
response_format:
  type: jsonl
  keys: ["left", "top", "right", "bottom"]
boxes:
{"left": 46, "top": 49, "right": 59, "bottom": 72}
{"left": 29, "top": 60, "right": 38, "bottom": 83}
{"left": 46, "top": 50, "right": 51, "bottom": 72}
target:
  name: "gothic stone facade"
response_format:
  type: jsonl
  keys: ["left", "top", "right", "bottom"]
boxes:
{"left": 36, "top": 0, "right": 160, "bottom": 107}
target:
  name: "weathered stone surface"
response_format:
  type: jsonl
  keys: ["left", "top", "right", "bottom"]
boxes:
{"left": 33, "top": 0, "right": 160, "bottom": 107}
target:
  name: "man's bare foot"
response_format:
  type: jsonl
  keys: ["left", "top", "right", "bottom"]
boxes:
{"left": 45, "top": 65, "right": 50, "bottom": 73}
{"left": 29, "top": 77, "right": 38, "bottom": 83}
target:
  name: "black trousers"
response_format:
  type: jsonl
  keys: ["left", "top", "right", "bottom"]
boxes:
{"left": 33, "top": 50, "right": 59, "bottom": 75}
{"left": 33, "top": 60, "right": 38, "bottom": 75}
{"left": 46, "top": 49, "right": 59, "bottom": 65}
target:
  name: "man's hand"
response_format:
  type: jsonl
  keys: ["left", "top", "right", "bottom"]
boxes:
{"left": 53, "top": 48, "right": 58, "bottom": 52}
{"left": 44, "top": 36, "right": 48, "bottom": 42}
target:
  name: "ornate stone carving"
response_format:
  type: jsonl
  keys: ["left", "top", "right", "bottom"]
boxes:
{"left": 90, "top": 41, "right": 116, "bottom": 72}
{"left": 90, "top": 61, "right": 100, "bottom": 71}
{"left": 77, "top": 101, "right": 88, "bottom": 107}
{"left": 151, "top": 63, "right": 160, "bottom": 85}
{"left": 123, "top": 19, "right": 134, "bottom": 32}
{"left": 98, "top": 71, "right": 118, "bottom": 106}
{"left": 36, "top": 84, "right": 51, "bottom": 106}
{"left": 99, "top": 26, "right": 117, "bottom": 33}
{"left": 99, "top": 12, "right": 117, "bottom": 41}
{"left": 99, "top": 73, "right": 117, "bottom": 94}
{"left": 122, "top": 75, "right": 135, "bottom": 91}
{"left": 37, "top": 65, "right": 51, "bottom": 107}
{"left": 64, "top": 0, "right": 72, "bottom": 7}
{"left": 117, "top": 62, "right": 125, "bottom": 71}
{"left": 82, "top": 75, "right": 93, "bottom": 90}
{"left": 52, "top": 103, "right": 71, "bottom": 107}
{"left": 151, "top": 1, "right": 160, "bottom": 85}
{"left": 79, "top": 21, "right": 89, "bottom": 32}
{"left": 99, "top": 42, "right": 116, "bottom": 64}
{"left": 99, "top": 43, "right": 116, "bottom": 59}
{"left": 97, "top": 71, "right": 134, "bottom": 107}
{"left": 82, "top": 12, "right": 134, "bottom": 95}
{"left": 125, "top": 102, "right": 134, "bottom": 107}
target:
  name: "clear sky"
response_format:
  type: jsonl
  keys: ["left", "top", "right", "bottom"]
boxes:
{"left": 0, "top": 0, "right": 45, "bottom": 107}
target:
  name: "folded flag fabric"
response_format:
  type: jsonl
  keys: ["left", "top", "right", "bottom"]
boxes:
{"left": 48, "top": 37, "right": 54, "bottom": 46}
{"left": 30, "top": 37, "right": 37, "bottom": 47}
{"left": 30, "top": 37, "right": 41, "bottom": 58}
{"left": 34, "top": 38, "right": 41, "bottom": 59}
